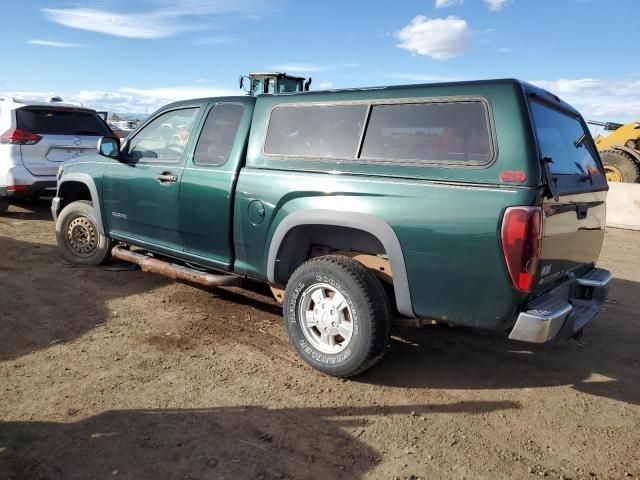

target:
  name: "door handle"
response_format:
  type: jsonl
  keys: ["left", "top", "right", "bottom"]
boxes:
{"left": 157, "top": 171, "right": 178, "bottom": 183}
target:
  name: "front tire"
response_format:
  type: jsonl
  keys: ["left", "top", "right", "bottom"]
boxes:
{"left": 0, "top": 198, "right": 8, "bottom": 215}
{"left": 283, "top": 255, "right": 392, "bottom": 377}
{"left": 55, "top": 200, "right": 113, "bottom": 265}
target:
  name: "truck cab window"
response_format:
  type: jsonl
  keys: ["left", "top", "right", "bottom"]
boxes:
{"left": 194, "top": 104, "right": 244, "bottom": 166}
{"left": 127, "top": 108, "right": 198, "bottom": 163}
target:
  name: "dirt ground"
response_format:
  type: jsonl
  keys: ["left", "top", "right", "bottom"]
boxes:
{"left": 0, "top": 200, "right": 638, "bottom": 480}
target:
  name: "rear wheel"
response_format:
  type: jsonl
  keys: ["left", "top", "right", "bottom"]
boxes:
{"left": 600, "top": 149, "right": 640, "bottom": 183}
{"left": 0, "top": 199, "right": 8, "bottom": 215}
{"left": 283, "top": 255, "right": 392, "bottom": 377}
{"left": 55, "top": 200, "right": 113, "bottom": 265}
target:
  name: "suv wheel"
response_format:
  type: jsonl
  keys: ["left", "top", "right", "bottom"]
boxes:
{"left": 283, "top": 255, "right": 392, "bottom": 377}
{"left": 0, "top": 199, "right": 8, "bottom": 215}
{"left": 55, "top": 200, "right": 113, "bottom": 265}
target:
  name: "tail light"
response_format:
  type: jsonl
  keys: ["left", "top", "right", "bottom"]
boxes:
{"left": 0, "top": 128, "right": 42, "bottom": 145}
{"left": 501, "top": 206, "right": 542, "bottom": 292}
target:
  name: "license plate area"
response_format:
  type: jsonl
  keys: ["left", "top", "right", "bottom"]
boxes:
{"left": 46, "top": 147, "right": 91, "bottom": 162}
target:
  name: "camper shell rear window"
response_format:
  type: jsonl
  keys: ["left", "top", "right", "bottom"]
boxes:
{"left": 262, "top": 98, "right": 495, "bottom": 166}
{"left": 529, "top": 97, "right": 607, "bottom": 193}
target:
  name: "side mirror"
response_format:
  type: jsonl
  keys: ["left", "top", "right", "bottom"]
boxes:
{"left": 98, "top": 136, "right": 120, "bottom": 159}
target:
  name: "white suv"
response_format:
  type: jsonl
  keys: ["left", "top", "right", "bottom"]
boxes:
{"left": 0, "top": 96, "right": 112, "bottom": 214}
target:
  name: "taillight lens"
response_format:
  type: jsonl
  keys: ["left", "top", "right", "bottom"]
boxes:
{"left": 501, "top": 206, "right": 542, "bottom": 292}
{"left": 0, "top": 128, "right": 42, "bottom": 145}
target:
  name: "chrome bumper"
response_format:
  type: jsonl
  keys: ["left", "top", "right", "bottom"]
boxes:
{"left": 509, "top": 267, "right": 611, "bottom": 343}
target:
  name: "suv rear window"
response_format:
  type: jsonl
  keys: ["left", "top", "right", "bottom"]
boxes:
{"left": 16, "top": 107, "right": 111, "bottom": 136}
{"left": 530, "top": 100, "right": 602, "bottom": 176}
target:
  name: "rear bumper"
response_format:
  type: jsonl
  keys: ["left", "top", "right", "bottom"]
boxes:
{"left": 0, "top": 180, "right": 57, "bottom": 200}
{"left": 509, "top": 267, "right": 611, "bottom": 343}
{"left": 1, "top": 164, "right": 57, "bottom": 199}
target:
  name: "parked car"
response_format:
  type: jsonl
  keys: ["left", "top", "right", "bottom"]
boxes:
{"left": 51, "top": 79, "right": 611, "bottom": 377}
{"left": 0, "top": 96, "right": 112, "bottom": 213}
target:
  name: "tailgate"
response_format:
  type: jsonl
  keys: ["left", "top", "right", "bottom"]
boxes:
{"left": 529, "top": 98, "right": 608, "bottom": 295}
{"left": 537, "top": 191, "right": 606, "bottom": 292}
{"left": 21, "top": 135, "right": 99, "bottom": 176}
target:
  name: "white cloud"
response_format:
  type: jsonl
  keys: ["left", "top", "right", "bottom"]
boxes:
{"left": 318, "top": 82, "right": 334, "bottom": 89}
{"left": 396, "top": 15, "right": 472, "bottom": 60}
{"left": 529, "top": 78, "right": 605, "bottom": 96}
{"left": 435, "top": 0, "right": 464, "bottom": 8}
{"left": 194, "top": 36, "right": 236, "bottom": 45}
{"left": 27, "top": 39, "right": 85, "bottom": 48}
{"left": 120, "top": 86, "right": 238, "bottom": 100}
{"left": 267, "top": 63, "right": 330, "bottom": 73}
{"left": 485, "top": 0, "right": 510, "bottom": 11}
{"left": 1, "top": 85, "right": 241, "bottom": 114}
{"left": 529, "top": 78, "right": 640, "bottom": 122}
{"left": 42, "top": 1, "right": 262, "bottom": 39}
{"left": 387, "top": 73, "right": 461, "bottom": 82}
{"left": 42, "top": 8, "right": 191, "bottom": 39}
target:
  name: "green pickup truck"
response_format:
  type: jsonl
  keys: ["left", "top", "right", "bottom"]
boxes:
{"left": 52, "top": 77, "right": 611, "bottom": 377}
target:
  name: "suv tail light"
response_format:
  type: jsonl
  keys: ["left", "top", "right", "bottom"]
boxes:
{"left": 501, "top": 206, "right": 542, "bottom": 292}
{"left": 0, "top": 128, "right": 42, "bottom": 145}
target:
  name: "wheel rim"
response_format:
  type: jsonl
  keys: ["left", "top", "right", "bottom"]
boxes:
{"left": 604, "top": 165, "right": 623, "bottom": 183}
{"left": 298, "top": 283, "right": 354, "bottom": 355}
{"left": 66, "top": 216, "right": 98, "bottom": 257}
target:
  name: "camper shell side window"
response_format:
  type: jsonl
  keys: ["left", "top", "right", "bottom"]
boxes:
{"left": 262, "top": 97, "right": 496, "bottom": 167}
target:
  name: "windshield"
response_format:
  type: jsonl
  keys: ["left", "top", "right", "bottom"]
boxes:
{"left": 530, "top": 100, "right": 602, "bottom": 176}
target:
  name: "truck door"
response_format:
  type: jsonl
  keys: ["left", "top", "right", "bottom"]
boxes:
{"left": 178, "top": 101, "right": 253, "bottom": 269}
{"left": 102, "top": 107, "right": 200, "bottom": 252}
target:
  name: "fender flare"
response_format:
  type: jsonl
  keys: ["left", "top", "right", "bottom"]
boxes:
{"left": 267, "top": 210, "right": 415, "bottom": 318}
{"left": 56, "top": 173, "right": 105, "bottom": 234}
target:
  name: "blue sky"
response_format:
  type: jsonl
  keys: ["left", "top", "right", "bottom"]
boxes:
{"left": 1, "top": 0, "right": 638, "bottom": 120}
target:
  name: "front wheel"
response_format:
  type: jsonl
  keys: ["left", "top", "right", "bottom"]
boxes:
{"left": 283, "top": 255, "right": 392, "bottom": 377}
{"left": 0, "top": 198, "right": 8, "bottom": 215}
{"left": 55, "top": 200, "right": 113, "bottom": 265}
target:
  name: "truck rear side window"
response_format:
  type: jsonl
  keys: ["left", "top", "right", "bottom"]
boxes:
{"left": 530, "top": 100, "right": 601, "bottom": 176}
{"left": 16, "top": 107, "right": 111, "bottom": 136}
{"left": 360, "top": 101, "right": 492, "bottom": 163}
{"left": 264, "top": 104, "right": 367, "bottom": 158}
{"left": 194, "top": 103, "right": 244, "bottom": 166}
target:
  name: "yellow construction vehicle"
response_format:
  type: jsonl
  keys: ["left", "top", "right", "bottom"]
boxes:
{"left": 588, "top": 120, "right": 640, "bottom": 183}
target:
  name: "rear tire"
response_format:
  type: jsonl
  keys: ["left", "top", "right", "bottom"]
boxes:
{"left": 600, "top": 149, "right": 640, "bottom": 183}
{"left": 56, "top": 200, "right": 113, "bottom": 266}
{"left": 0, "top": 199, "right": 8, "bottom": 215}
{"left": 283, "top": 255, "right": 392, "bottom": 377}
